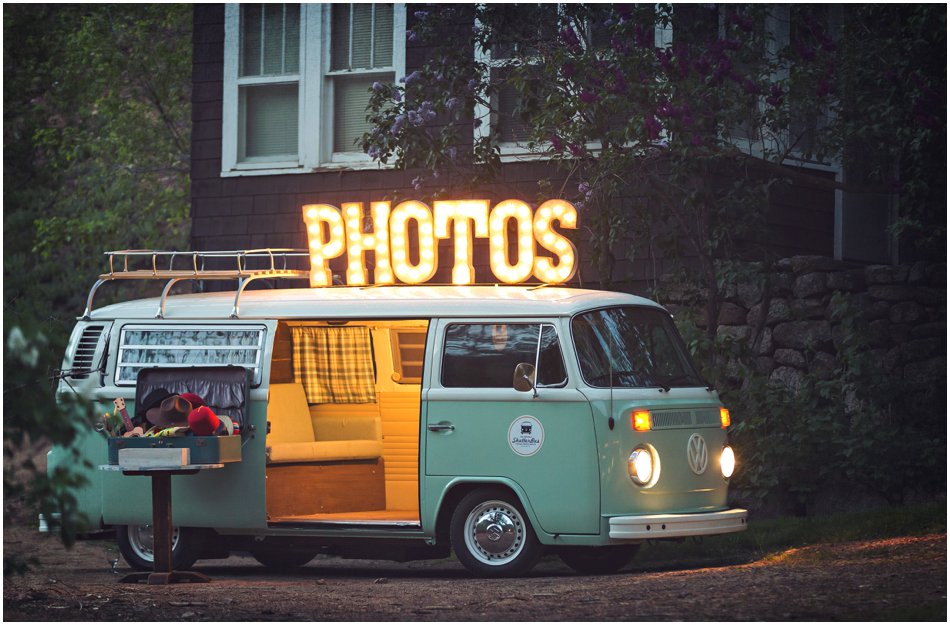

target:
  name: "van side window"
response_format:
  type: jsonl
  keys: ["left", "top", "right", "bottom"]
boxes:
{"left": 441, "top": 324, "right": 566, "bottom": 388}
{"left": 116, "top": 325, "right": 266, "bottom": 386}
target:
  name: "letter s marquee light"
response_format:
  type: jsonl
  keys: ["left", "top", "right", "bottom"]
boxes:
{"left": 302, "top": 199, "right": 578, "bottom": 287}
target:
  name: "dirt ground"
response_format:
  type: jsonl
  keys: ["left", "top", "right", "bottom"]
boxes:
{"left": 2, "top": 521, "right": 946, "bottom": 622}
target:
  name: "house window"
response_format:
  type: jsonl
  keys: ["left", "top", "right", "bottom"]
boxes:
{"left": 476, "top": 6, "right": 669, "bottom": 160}
{"left": 222, "top": 3, "right": 406, "bottom": 175}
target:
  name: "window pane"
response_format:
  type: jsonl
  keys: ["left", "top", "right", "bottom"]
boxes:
{"left": 117, "top": 327, "right": 265, "bottom": 385}
{"left": 495, "top": 69, "right": 532, "bottom": 143}
{"left": 241, "top": 4, "right": 299, "bottom": 77}
{"left": 333, "top": 76, "right": 378, "bottom": 152}
{"left": 373, "top": 4, "right": 394, "bottom": 67}
{"left": 350, "top": 4, "right": 374, "bottom": 69}
{"left": 240, "top": 5, "right": 262, "bottom": 76}
{"left": 331, "top": 4, "right": 351, "bottom": 71}
{"left": 571, "top": 307, "right": 703, "bottom": 388}
{"left": 242, "top": 84, "right": 298, "bottom": 159}
{"left": 441, "top": 324, "right": 565, "bottom": 388}
{"left": 331, "top": 3, "right": 394, "bottom": 71}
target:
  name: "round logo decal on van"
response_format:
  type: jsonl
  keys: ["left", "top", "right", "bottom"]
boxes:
{"left": 508, "top": 416, "right": 544, "bottom": 457}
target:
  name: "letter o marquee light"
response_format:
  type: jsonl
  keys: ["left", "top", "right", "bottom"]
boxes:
{"left": 301, "top": 199, "right": 578, "bottom": 287}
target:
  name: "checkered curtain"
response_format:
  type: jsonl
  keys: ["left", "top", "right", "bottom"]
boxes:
{"left": 291, "top": 326, "right": 377, "bottom": 404}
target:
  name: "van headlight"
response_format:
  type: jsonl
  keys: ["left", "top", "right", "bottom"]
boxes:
{"left": 628, "top": 446, "right": 659, "bottom": 487}
{"left": 721, "top": 445, "right": 736, "bottom": 479}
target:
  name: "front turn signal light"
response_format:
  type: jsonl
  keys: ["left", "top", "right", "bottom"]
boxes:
{"left": 720, "top": 407, "right": 731, "bottom": 428}
{"left": 632, "top": 410, "right": 652, "bottom": 432}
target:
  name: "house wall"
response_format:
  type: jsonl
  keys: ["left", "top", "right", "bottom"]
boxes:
{"left": 191, "top": 4, "right": 836, "bottom": 295}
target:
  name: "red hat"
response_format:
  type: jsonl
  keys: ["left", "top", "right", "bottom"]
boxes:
{"left": 179, "top": 392, "right": 205, "bottom": 408}
{"left": 188, "top": 405, "right": 220, "bottom": 436}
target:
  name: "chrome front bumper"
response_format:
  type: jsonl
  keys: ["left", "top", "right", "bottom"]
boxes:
{"left": 609, "top": 508, "right": 748, "bottom": 540}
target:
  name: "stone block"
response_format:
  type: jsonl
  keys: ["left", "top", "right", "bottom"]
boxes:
{"left": 867, "top": 319, "right": 891, "bottom": 347}
{"left": 793, "top": 272, "right": 829, "bottom": 299}
{"left": 765, "top": 298, "right": 793, "bottom": 325}
{"left": 773, "top": 320, "right": 832, "bottom": 350}
{"left": 827, "top": 269, "right": 866, "bottom": 292}
{"left": 792, "top": 298, "right": 827, "bottom": 320}
{"left": 889, "top": 301, "right": 923, "bottom": 324}
{"left": 774, "top": 348, "right": 806, "bottom": 368}
{"left": 901, "top": 338, "right": 945, "bottom": 363}
{"left": 717, "top": 325, "right": 750, "bottom": 343}
{"left": 888, "top": 324, "right": 910, "bottom": 344}
{"left": 868, "top": 284, "right": 915, "bottom": 301}
{"left": 769, "top": 366, "right": 807, "bottom": 393}
{"left": 780, "top": 255, "right": 845, "bottom": 273}
{"left": 753, "top": 327, "right": 773, "bottom": 356}
{"left": 809, "top": 352, "right": 837, "bottom": 380}
{"left": 771, "top": 272, "right": 795, "bottom": 297}
{"left": 718, "top": 302, "right": 748, "bottom": 326}
{"left": 903, "top": 357, "right": 947, "bottom": 386}
{"left": 914, "top": 287, "right": 946, "bottom": 307}
{"left": 925, "top": 263, "right": 946, "bottom": 287}
{"left": 753, "top": 357, "right": 775, "bottom": 375}
{"left": 863, "top": 300, "right": 892, "bottom": 321}
{"left": 737, "top": 282, "right": 763, "bottom": 308}
{"left": 865, "top": 264, "right": 909, "bottom": 284}
{"left": 908, "top": 262, "right": 929, "bottom": 284}
{"left": 910, "top": 322, "right": 946, "bottom": 339}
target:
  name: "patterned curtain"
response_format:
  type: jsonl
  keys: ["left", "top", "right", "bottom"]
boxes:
{"left": 291, "top": 326, "right": 376, "bottom": 404}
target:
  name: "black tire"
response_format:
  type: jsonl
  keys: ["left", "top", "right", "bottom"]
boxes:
{"left": 116, "top": 524, "right": 203, "bottom": 571}
{"left": 558, "top": 544, "right": 640, "bottom": 574}
{"left": 249, "top": 548, "right": 316, "bottom": 569}
{"left": 450, "top": 487, "right": 542, "bottom": 577}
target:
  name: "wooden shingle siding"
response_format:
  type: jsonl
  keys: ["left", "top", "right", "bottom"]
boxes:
{"left": 190, "top": 5, "right": 838, "bottom": 294}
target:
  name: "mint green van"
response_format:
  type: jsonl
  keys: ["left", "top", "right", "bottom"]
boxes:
{"left": 51, "top": 260, "right": 746, "bottom": 577}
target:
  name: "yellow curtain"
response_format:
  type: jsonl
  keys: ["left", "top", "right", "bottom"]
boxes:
{"left": 291, "top": 326, "right": 376, "bottom": 404}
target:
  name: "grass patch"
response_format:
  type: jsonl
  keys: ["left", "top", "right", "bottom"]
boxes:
{"left": 632, "top": 500, "right": 946, "bottom": 569}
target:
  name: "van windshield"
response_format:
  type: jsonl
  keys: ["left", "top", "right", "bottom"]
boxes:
{"left": 571, "top": 307, "right": 705, "bottom": 389}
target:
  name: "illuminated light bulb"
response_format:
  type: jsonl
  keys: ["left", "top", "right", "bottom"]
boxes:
{"left": 302, "top": 204, "right": 346, "bottom": 287}
{"left": 434, "top": 200, "right": 489, "bottom": 286}
{"left": 488, "top": 199, "right": 534, "bottom": 284}
{"left": 533, "top": 199, "right": 578, "bottom": 284}
{"left": 391, "top": 200, "right": 438, "bottom": 284}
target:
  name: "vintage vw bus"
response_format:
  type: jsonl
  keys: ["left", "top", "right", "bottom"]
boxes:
{"left": 50, "top": 246, "right": 746, "bottom": 577}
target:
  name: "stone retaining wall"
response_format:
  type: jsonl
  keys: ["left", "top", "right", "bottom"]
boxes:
{"left": 666, "top": 256, "right": 946, "bottom": 399}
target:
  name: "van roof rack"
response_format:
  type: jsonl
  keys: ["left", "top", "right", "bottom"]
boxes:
{"left": 82, "top": 249, "right": 310, "bottom": 320}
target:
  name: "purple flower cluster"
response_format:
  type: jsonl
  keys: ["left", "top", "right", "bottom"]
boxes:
{"left": 400, "top": 71, "right": 423, "bottom": 86}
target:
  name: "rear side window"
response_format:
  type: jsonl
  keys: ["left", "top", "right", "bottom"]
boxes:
{"left": 441, "top": 323, "right": 566, "bottom": 388}
{"left": 116, "top": 325, "right": 266, "bottom": 386}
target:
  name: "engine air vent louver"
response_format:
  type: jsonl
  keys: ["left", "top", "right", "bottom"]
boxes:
{"left": 72, "top": 325, "right": 105, "bottom": 379}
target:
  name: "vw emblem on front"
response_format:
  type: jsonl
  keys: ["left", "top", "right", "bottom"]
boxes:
{"left": 687, "top": 434, "right": 709, "bottom": 475}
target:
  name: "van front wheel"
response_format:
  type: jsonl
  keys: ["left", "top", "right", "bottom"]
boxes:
{"left": 116, "top": 524, "right": 202, "bottom": 571}
{"left": 450, "top": 488, "right": 542, "bottom": 577}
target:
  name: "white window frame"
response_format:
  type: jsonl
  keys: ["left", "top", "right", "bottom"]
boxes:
{"left": 222, "top": 3, "right": 406, "bottom": 177}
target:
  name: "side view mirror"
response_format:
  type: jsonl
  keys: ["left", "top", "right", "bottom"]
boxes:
{"left": 512, "top": 363, "right": 536, "bottom": 393}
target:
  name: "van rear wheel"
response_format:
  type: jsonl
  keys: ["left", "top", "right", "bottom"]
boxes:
{"left": 116, "top": 524, "right": 202, "bottom": 571}
{"left": 558, "top": 545, "right": 640, "bottom": 574}
{"left": 450, "top": 487, "right": 542, "bottom": 577}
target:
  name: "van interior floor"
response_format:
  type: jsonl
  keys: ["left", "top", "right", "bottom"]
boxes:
{"left": 268, "top": 510, "right": 421, "bottom": 526}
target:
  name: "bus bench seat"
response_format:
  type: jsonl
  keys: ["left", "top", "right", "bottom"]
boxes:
{"left": 266, "top": 384, "right": 383, "bottom": 464}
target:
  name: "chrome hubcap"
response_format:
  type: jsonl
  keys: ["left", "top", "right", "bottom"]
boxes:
{"left": 464, "top": 500, "right": 525, "bottom": 565}
{"left": 128, "top": 524, "right": 180, "bottom": 563}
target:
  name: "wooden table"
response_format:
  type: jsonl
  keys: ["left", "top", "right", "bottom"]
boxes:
{"left": 100, "top": 463, "right": 222, "bottom": 584}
